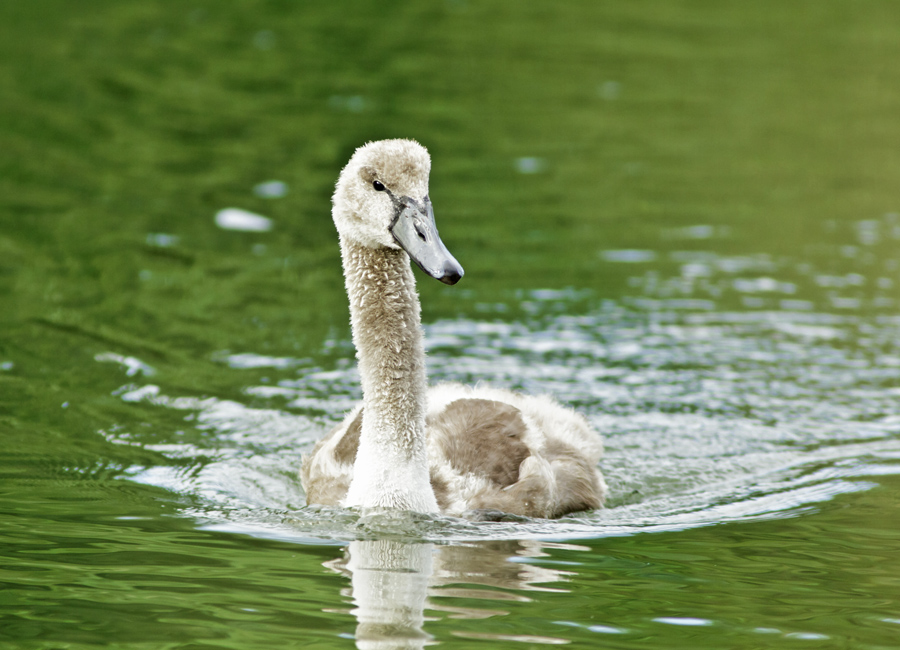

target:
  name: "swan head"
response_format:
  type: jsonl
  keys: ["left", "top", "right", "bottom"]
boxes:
{"left": 333, "top": 139, "right": 464, "bottom": 285}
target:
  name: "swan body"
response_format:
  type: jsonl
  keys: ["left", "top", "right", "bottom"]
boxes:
{"left": 301, "top": 139, "right": 606, "bottom": 518}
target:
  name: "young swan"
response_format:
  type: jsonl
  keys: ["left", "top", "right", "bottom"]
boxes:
{"left": 301, "top": 139, "right": 606, "bottom": 518}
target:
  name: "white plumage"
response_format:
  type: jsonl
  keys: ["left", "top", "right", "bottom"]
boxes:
{"left": 301, "top": 139, "right": 606, "bottom": 518}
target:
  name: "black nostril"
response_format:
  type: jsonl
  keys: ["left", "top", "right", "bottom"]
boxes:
{"left": 439, "top": 260, "right": 464, "bottom": 285}
{"left": 415, "top": 224, "right": 427, "bottom": 242}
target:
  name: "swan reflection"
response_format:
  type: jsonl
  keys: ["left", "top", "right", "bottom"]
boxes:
{"left": 325, "top": 539, "right": 582, "bottom": 649}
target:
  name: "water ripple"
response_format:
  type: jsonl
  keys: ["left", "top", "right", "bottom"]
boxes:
{"left": 102, "top": 299, "right": 900, "bottom": 543}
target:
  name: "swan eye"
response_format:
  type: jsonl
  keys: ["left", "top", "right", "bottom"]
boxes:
{"left": 372, "top": 180, "right": 386, "bottom": 192}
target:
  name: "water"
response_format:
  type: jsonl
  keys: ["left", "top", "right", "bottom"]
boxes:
{"left": 3, "top": 1, "right": 900, "bottom": 648}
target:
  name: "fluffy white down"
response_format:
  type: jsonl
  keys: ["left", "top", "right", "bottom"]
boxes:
{"left": 300, "top": 139, "right": 606, "bottom": 518}
{"left": 423, "top": 382, "right": 606, "bottom": 516}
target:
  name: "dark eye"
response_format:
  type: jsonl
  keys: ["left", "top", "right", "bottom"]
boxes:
{"left": 372, "top": 180, "right": 386, "bottom": 192}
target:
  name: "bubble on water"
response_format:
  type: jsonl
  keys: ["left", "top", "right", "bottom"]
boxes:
{"left": 146, "top": 233, "right": 179, "bottom": 247}
{"left": 733, "top": 277, "right": 796, "bottom": 294}
{"left": 663, "top": 225, "right": 730, "bottom": 240}
{"left": 600, "top": 250, "right": 657, "bottom": 263}
{"left": 215, "top": 352, "right": 304, "bottom": 370}
{"left": 680, "top": 263, "right": 711, "bottom": 278}
{"left": 587, "top": 624, "right": 627, "bottom": 634}
{"left": 95, "top": 352, "right": 156, "bottom": 377}
{"left": 215, "top": 208, "right": 273, "bottom": 232}
{"left": 253, "top": 180, "right": 288, "bottom": 199}
{"left": 119, "top": 384, "right": 161, "bottom": 402}
{"left": 557, "top": 620, "right": 627, "bottom": 634}
{"left": 816, "top": 273, "right": 865, "bottom": 288}
{"left": 855, "top": 219, "right": 880, "bottom": 245}
{"left": 515, "top": 157, "right": 546, "bottom": 174}
{"left": 653, "top": 618, "right": 713, "bottom": 627}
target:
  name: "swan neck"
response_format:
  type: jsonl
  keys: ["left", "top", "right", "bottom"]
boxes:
{"left": 340, "top": 237, "right": 435, "bottom": 510}
{"left": 341, "top": 240, "right": 427, "bottom": 424}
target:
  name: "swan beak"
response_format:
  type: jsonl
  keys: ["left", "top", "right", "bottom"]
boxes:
{"left": 391, "top": 197, "right": 464, "bottom": 285}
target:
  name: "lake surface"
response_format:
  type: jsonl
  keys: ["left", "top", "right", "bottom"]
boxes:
{"left": 2, "top": 1, "right": 900, "bottom": 648}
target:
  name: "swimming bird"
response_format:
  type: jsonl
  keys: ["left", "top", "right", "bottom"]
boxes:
{"left": 301, "top": 139, "right": 606, "bottom": 518}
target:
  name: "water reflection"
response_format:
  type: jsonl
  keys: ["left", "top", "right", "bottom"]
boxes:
{"left": 325, "top": 538, "right": 579, "bottom": 649}
{"left": 332, "top": 541, "right": 433, "bottom": 650}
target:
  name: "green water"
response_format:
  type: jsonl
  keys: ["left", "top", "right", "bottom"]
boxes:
{"left": 3, "top": 1, "right": 900, "bottom": 648}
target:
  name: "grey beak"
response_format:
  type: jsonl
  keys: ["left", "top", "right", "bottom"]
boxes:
{"left": 390, "top": 197, "right": 464, "bottom": 285}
